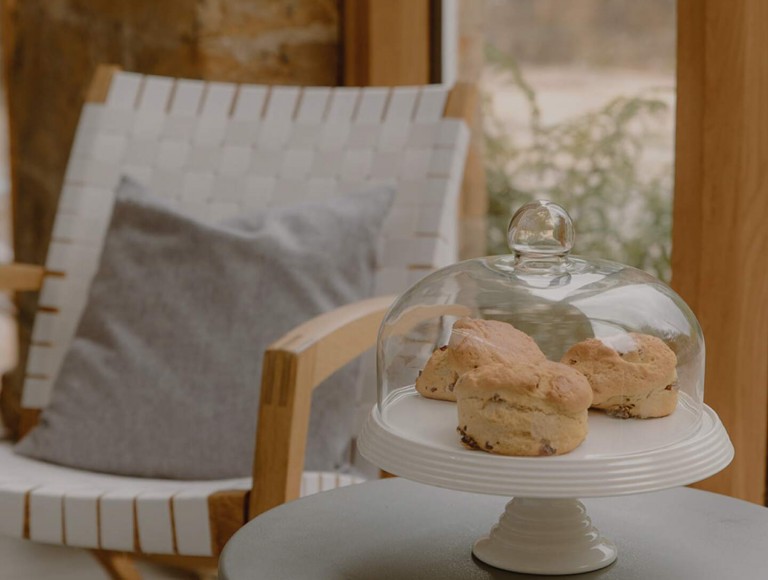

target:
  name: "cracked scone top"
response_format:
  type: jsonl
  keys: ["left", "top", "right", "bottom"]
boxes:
{"left": 415, "top": 318, "right": 546, "bottom": 402}
{"left": 560, "top": 333, "right": 678, "bottom": 419}
{"left": 454, "top": 361, "right": 593, "bottom": 456}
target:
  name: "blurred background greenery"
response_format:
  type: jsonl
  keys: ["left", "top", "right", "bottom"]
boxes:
{"left": 482, "top": 0, "right": 675, "bottom": 280}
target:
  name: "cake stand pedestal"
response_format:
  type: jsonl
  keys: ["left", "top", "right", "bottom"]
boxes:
{"left": 473, "top": 497, "right": 616, "bottom": 574}
{"left": 358, "top": 388, "right": 733, "bottom": 575}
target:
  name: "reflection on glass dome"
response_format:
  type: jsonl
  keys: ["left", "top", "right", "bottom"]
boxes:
{"left": 377, "top": 201, "right": 704, "bottom": 459}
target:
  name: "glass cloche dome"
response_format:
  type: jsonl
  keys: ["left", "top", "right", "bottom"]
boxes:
{"left": 375, "top": 201, "right": 704, "bottom": 461}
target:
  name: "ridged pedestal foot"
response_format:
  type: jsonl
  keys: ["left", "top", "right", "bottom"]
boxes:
{"left": 473, "top": 498, "right": 617, "bottom": 575}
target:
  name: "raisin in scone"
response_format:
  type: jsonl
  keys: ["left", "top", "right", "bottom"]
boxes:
{"left": 560, "top": 333, "right": 678, "bottom": 419}
{"left": 415, "top": 318, "right": 546, "bottom": 402}
{"left": 454, "top": 361, "right": 592, "bottom": 456}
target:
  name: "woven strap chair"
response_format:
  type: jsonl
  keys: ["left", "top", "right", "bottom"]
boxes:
{"left": 0, "top": 65, "right": 474, "bottom": 578}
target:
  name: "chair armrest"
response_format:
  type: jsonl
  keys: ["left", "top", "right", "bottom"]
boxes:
{"left": 0, "top": 263, "right": 46, "bottom": 291}
{"left": 249, "top": 295, "right": 395, "bottom": 518}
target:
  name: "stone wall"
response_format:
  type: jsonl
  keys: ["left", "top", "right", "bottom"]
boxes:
{"left": 0, "top": 0, "right": 340, "bottom": 436}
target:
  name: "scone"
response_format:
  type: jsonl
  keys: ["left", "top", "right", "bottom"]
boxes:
{"left": 414, "top": 346, "right": 459, "bottom": 401}
{"left": 449, "top": 318, "right": 546, "bottom": 373}
{"left": 560, "top": 333, "right": 678, "bottom": 419}
{"left": 415, "top": 318, "right": 546, "bottom": 402}
{"left": 454, "top": 361, "right": 592, "bottom": 456}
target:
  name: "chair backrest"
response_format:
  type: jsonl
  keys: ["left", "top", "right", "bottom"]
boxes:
{"left": 20, "top": 67, "right": 470, "bottom": 421}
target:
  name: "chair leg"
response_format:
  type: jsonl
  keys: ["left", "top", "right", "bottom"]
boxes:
{"left": 137, "top": 554, "right": 218, "bottom": 579}
{"left": 91, "top": 550, "right": 142, "bottom": 580}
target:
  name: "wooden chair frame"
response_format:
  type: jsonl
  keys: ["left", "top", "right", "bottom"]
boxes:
{"left": 0, "top": 65, "right": 476, "bottom": 577}
{"left": 0, "top": 263, "right": 392, "bottom": 576}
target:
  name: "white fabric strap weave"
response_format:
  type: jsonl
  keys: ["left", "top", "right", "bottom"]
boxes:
{"left": 0, "top": 441, "right": 364, "bottom": 556}
{"left": 23, "top": 73, "right": 468, "bottom": 410}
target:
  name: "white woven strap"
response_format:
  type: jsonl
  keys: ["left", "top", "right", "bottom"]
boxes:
{"left": 0, "top": 441, "right": 365, "bottom": 556}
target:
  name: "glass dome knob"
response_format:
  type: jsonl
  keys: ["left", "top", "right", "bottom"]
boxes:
{"left": 507, "top": 201, "right": 575, "bottom": 258}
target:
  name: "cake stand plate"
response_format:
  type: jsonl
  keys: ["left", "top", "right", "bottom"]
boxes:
{"left": 358, "top": 387, "right": 734, "bottom": 574}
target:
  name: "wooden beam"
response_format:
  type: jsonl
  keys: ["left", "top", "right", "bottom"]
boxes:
{"left": 342, "top": 0, "right": 431, "bottom": 86}
{"left": 673, "top": 0, "right": 768, "bottom": 504}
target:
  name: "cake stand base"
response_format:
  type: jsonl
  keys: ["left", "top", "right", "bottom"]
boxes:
{"left": 472, "top": 497, "right": 617, "bottom": 575}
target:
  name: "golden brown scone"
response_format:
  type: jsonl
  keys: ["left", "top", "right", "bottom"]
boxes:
{"left": 415, "top": 318, "right": 546, "bottom": 401}
{"left": 414, "top": 346, "right": 459, "bottom": 402}
{"left": 560, "top": 333, "right": 678, "bottom": 419}
{"left": 448, "top": 318, "right": 546, "bottom": 373}
{"left": 454, "top": 361, "right": 592, "bottom": 456}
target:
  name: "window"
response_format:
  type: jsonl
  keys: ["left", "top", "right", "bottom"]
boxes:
{"left": 483, "top": 0, "right": 675, "bottom": 280}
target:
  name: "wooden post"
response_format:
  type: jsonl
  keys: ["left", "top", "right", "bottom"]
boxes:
{"left": 342, "top": 0, "right": 431, "bottom": 86}
{"left": 672, "top": 0, "right": 768, "bottom": 504}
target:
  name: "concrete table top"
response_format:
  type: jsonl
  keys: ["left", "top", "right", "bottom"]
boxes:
{"left": 220, "top": 478, "right": 768, "bottom": 579}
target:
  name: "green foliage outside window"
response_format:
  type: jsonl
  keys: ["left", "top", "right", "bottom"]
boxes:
{"left": 484, "top": 45, "right": 673, "bottom": 281}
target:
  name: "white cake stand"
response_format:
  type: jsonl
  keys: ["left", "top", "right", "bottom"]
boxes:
{"left": 358, "top": 386, "right": 734, "bottom": 576}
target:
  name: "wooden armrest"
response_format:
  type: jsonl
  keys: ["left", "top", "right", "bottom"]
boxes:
{"left": 265, "top": 295, "right": 396, "bottom": 386}
{"left": 249, "top": 295, "right": 396, "bottom": 518}
{"left": 0, "top": 263, "right": 46, "bottom": 291}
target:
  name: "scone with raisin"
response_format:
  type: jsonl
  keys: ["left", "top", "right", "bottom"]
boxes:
{"left": 560, "top": 333, "right": 678, "bottom": 419}
{"left": 415, "top": 318, "right": 546, "bottom": 402}
{"left": 454, "top": 361, "right": 592, "bottom": 456}
{"left": 414, "top": 345, "right": 459, "bottom": 401}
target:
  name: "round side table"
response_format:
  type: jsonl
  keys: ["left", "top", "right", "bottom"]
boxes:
{"left": 220, "top": 478, "right": 768, "bottom": 579}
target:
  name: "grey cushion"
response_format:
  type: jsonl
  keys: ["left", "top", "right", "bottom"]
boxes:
{"left": 16, "top": 179, "right": 393, "bottom": 479}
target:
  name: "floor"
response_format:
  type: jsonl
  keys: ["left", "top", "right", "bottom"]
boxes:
{"left": 0, "top": 535, "right": 197, "bottom": 580}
